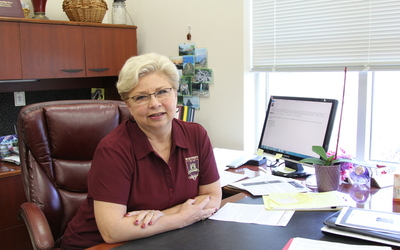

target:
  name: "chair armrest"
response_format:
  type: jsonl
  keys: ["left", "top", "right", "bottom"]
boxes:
{"left": 19, "top": 202, "right": 55, "bottom": 250}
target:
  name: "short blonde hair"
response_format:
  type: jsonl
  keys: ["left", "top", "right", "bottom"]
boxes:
{"left": 117, "top": 53, "right": 179, "bottom": 101}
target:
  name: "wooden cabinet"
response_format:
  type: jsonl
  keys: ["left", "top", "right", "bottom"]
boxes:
{"left": 0, "top": 22, "right": 22, "bottom": 80}
{"left": 85, "top": 26, "right": 137, "bottom": 77}
{"left": 0, "top": 165, "right": 33, "bottom": 250}
{"left": 20, "top": 22, "right": 86, "bottom": 79}
{"left": 0, "top": 18, "right": 137, "bottom": 81}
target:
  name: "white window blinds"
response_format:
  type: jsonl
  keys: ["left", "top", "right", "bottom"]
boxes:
{"left": 252, "top": 0, "right": 400, "bottom": 72}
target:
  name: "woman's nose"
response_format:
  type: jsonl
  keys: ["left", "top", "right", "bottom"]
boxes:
{"left": 148, "top": 94, "right": 162, "bottom": 107}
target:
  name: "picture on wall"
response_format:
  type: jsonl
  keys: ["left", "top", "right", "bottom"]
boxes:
{"left": 195, "top": 48, "right": 208, "bottom": 68}
{"left": 192, "top": 82, "right": 209, "bottom": 97}
{"left": 171, "top": 43, "right": 214, "bottom": 109}
{"left": 182, "top": 55, "right": 195, "bottom": 75}
{"left": 91, "top": 88, "right": 105, "bottom": 100}
{"left": 183, "top": 96, "right": 200, "bottom": 110}
{"left": 170, "top": 56, "right": 183, "bottom": 69}
{"left": 179, "top": 43, "right": 196, "bottom": 55}
{"left": 195, "top": 68, "right": 213, "bottom": 84}
{"left": 178, "top": 76, "right": 193, "bottom": 96}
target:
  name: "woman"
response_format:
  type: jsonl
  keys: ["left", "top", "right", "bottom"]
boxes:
{"left": 61, "top": 53, "right": 222, "bottom": 249}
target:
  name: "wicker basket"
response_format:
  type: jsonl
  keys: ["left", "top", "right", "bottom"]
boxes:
{"left": 62, "top": 0, "right": 108, "bottom": 23}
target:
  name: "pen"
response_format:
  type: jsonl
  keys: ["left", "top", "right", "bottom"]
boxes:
{"left": 258, "top": 166, "right": 268, "bottom": 174}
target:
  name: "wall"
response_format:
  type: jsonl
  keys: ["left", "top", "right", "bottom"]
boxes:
{"left": 0, "top": 89, "right": 92, "bottom": 135}
{"left": 20, "top": 0, "right": 255, "bottom": 152}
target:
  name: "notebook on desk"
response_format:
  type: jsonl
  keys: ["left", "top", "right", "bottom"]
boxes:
{"left": 322, "top": 208, "right": 400, "bottom": 247}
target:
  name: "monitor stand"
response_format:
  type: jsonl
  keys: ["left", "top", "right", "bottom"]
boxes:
{"left": 271, "top": 160, "right": 310, "bottom": 178}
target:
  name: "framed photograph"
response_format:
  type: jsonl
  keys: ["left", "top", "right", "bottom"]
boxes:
{"left": 14, "top": 91, "right": 26, "bottom": 106}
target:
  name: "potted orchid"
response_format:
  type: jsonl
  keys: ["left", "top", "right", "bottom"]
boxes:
{"left": 299, "top": 146, "right": 358, "bottom": 192}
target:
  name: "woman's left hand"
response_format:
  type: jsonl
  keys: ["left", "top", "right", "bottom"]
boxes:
{"left": 124, "top": 210, "right": 164, "bottom": 228}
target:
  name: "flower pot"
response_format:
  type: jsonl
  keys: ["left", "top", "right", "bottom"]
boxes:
{"left": 314, "top": 164, "right": 341, "bottom": 192}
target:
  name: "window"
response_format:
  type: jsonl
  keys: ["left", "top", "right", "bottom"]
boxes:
{"left": 252, "top": 0, "right": 400, "bottom": 72}
{"left": 258, "top": 71, "right": 358, "bottom": 157}
{"left": 370, "top": 72, "right": 400, "bottom": 164}
{"left": 252, "top": 1, "right": 400, "bottom": 166}
{"left": 256, "top": 71, "right": 400, "bottom": 166}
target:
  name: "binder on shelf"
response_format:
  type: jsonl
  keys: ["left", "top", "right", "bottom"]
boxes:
{"left": 182, "top": 106, "right": 188, "bottom": 121}
{"left": 175, "top": 105, "right": 195, "bottom": 122}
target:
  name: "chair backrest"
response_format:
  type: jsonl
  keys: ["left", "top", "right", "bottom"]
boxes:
{"left": 17, "top": 100, "right": 130, "bottom": 245}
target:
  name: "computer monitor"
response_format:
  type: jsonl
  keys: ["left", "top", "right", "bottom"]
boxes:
{"left": 258, "top": 96, "right": 338, "bottom": 177}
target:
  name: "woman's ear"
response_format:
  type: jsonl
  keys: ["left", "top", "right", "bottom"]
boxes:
{"left": 125, "top": 100, "right": 134, "bottom": 113}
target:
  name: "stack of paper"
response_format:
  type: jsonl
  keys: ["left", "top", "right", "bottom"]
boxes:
{"left": 209, "top": 202, "right": 294, "bottom": 226}
{"left": 228, "top": 174, "right": 310, "bottom": 196}
{"left": 263, "top": 191, "right": 348, "bottom": 210}
{"left": 1, "top": 155, "right": 20, "bottom": 165}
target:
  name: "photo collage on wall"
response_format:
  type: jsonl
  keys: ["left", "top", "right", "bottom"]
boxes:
{"left": 169, "top": 43, "right": 213, "bottom": 110}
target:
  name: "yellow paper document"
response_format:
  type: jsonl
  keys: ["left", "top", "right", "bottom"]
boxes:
{"left": 263, "top": 191, "right": 348, "bottom": 210}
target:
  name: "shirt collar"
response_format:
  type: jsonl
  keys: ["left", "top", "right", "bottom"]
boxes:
{"left": 127, "top": 118, "right": 189, "bottom": 160}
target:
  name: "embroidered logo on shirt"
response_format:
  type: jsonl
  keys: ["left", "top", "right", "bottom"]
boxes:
{"left": 186, "top": 156, "right": 199, "bottom": 180}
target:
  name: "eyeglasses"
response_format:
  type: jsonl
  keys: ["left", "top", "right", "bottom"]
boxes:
{"left": 127, "top": 88, "right": 173, "bottom": 105}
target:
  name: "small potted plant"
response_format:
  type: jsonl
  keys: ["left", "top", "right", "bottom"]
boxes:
{"left": 299, "top": 146, "right": 358, "bottom": 192}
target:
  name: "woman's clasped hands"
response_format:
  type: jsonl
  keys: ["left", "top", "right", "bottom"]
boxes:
{"left": 124, "top": 209, "right": 164, "bottom": 228}
{"left": 124, "top": 196, "right": 218, "bottom": 229}
{"left": 178, "top": 196, "right": 218, "bottom": 226}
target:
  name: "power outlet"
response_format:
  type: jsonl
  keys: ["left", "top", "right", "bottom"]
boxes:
{"left": 14, "top": 91, "right": 26, "bottom": 106}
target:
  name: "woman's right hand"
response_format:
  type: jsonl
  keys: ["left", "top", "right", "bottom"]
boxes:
{"left": 178, "top": 196, "right": 217, "bottom": 226}
{"left": 124, "top": 210, "right": 164, "bottom": 228}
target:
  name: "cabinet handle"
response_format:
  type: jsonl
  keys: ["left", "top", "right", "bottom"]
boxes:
{"left": 61, "top": 69, "right": 84, "bottom": 73}
{"left": 89, "top": 68, "right": 109, "bottom": 72}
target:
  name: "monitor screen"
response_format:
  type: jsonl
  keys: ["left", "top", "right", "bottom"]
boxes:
{"left": 258, "top": 96, "right": 338, "bottom": 177}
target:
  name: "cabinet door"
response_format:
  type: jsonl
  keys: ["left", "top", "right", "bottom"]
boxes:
{"left": 20, "top": 23, "right": 86, "bottom": 79}
{"left": 0, "top": 22, "right": 22, "bottom": 80}
{"left": 84, "top": 27, "right": 137, "bottom": 77}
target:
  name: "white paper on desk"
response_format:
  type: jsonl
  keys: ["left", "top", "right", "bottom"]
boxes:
{"left": 1, "top": 155, "right": 20, "bottom": 165}
{"left": 209, "top": 202, "right": 294, "bottom": 226}
{"left": 219, "top": 171, "right": 247, "bottom": 187}
{"left": 213, "top": 147, "right": 247, "bottom": 171}
{"left": 213, "top": 148, "right": 250, "bottom": 187}
{"left": 287, "top": 237, "right": 392, "bottom": 250}
{"left": 229, "top": 175, "right": 310, "bottom": 196}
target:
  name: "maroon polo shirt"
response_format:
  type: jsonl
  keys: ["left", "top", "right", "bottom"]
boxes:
{"left": 61, "top": 118, "right": 220, "bottom": 249}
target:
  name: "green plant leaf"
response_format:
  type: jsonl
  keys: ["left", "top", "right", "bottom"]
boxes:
{"left": 299, "top": 145, "right": 359, "bottom": 167}
{"left": 311, "top": 146, "right": 328, "bottom": 161}
{"left": 298, "top": 157, "right": 326, "bottom": 165}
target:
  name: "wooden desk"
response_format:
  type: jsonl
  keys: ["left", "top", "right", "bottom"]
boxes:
{"left": 0, "top": 162, "right": 33, "bottom": 250}
{"left": 89, "top": 165, "right": 399, "bottom": 250}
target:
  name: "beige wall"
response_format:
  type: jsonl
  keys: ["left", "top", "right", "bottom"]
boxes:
{"left": 22, "top": 0, "right": 255, "bottom": 152}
